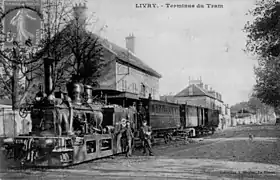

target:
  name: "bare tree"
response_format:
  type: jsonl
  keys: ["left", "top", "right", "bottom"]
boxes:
{"left": 37, "top": 0, "right": 106, "bottom": 93}
{"left": 0, "top": 0, "right": 105, "bottom": 109}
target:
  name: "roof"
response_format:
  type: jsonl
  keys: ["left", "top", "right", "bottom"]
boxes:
{"left": 45, "top": 22, "right": 162, "bottom": 79}
{"left": 160, "top": 95, "right": 176, "bottom": 103}
{"left": 101, "top": 39, "right": 162, "bottom": 78}
{"left": 175, "top": 84, "right": 213, "bottom": 98}
{"left": 175, "top": 84, "right": 224, "bottom": 102}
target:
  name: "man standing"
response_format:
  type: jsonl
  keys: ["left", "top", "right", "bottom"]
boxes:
{"left": 116, "top": 118, "right": 127, "bottom": 153}
{"left": 138, "top": 102, "right": 147, "bottom": 128}
{"left": 140, "top": 120, "right": 153, "bottom": 156}
{"left": 125, "top": 121, "right": 134, "bottom": 157}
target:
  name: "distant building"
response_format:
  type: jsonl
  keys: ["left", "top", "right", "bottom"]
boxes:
{"left": 160, "top": 95, "right": 176, "bottom": 103}
{"left": 173, "top": 78, "right": 223, "bottom": 110}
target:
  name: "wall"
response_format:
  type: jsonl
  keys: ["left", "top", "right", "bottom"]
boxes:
{"left": 221, "top": 104, "right": 226, "bottom": 115}
{"left": 0, "top": 108, "right": 31, "bottom": 137}
{"left": 174, "top": 96, "right": 214, "bottom": 109}
{"left": 115, "top": 62, "right": 160, "bottom": 100}
{"left": 214, "top": 99, "right": 223, "bottom": 111}
{"left": 97, "top": 49, "right": 117, "bottom": 89}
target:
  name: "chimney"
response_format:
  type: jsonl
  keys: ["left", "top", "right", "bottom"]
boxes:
{"left": 125, "top": 33, "right": 135, "bottom": 54}
{"left": 204, "top": 84, "right": 208, "bottom": 91}
{"left": 73, "top": 3, "right": 88, "bottom": 27}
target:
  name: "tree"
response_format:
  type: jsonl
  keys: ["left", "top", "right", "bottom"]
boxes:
{"left": 40, "top": 11, "right": 105, "bottom": 92}
{"left": 244, "top": 0, "right": 280, "bottom": 108}
{"left": 0, "top": 0, "right": 105, "bottom": 109}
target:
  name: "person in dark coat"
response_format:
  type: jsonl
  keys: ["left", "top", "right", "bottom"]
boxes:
{"left": 138, "top": 102, "right": 147, "bottom": 128}
{"left": 116, "top": 118, "right": 127, "bottom": 152}
{"left": 140, "top": 120, "right": 153, "bottom": 156}
{"left": 125, "top": 120, "right": 134, "bottom": 157}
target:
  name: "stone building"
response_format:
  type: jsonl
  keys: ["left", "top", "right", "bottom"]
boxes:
{"left": 173, "top": 78, "right": 223, "bottom": 110}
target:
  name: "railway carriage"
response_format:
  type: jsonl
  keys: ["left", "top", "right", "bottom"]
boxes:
{"left": 146, "top": 100, "right": 181, "bottom": 142}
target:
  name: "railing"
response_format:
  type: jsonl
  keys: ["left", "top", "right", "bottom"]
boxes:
{"left": 0, "top": 108, "right": 31, "bottom": 138}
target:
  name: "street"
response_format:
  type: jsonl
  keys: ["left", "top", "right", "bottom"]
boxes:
{"left": 1, "top": 124, "right": 280, "bottom": 180}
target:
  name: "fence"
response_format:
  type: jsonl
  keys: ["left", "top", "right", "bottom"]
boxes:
{"left": 0, "top": 108, "right": 31, "bottom": 137}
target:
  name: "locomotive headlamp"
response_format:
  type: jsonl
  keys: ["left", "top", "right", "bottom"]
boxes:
{"left": 35, "top": 91, "right": 44, "bottom": 102}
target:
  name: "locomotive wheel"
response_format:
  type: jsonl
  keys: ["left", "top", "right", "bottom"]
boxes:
{"left": 164, "top": 134, "right": 170, "bottom": 144}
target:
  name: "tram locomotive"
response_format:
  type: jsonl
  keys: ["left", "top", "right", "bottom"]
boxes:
{"left": 3, "top": 82, "right": 137, "bottom": 168}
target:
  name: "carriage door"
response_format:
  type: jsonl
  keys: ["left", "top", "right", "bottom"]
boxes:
{"left": 204, "top": 109, "right": 209, "bottom": 126}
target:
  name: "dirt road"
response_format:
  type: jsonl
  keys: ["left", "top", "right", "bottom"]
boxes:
{"left": 1, "top": 124, "right": 280, "bottom": 180}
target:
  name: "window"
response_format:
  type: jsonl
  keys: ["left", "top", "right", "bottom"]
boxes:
{"left": 121, "top": 80, "right": 124, "bottom": 91}
{"left": 133, "top": 83, "right": 137, "bottom": 93}
{"left": 141, "top": 83, "right": 146, "bottom": 97}
{"left": 86, "top": 140, "right": 96, "bottom": 154}
{"left": 121, "top": 80, "right": 127, "bottom": 91}
{"left": 99, "top": 139, "right": 112, "bottom": 151}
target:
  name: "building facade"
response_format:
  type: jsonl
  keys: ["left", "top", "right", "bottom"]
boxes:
{"left": 95, "top": 34, "right": 162, "bottom": 103}
{"left": 173, "top": 79, "right": 221, "bottom": 110}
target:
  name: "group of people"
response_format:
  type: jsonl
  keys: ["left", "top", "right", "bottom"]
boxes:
{"left": 116, "top": 118, "right": 153, "bottom": 157}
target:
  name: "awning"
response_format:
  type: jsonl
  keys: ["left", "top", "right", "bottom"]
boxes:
{"left": 107, "top": 92, "right": 139, "bottom": 100}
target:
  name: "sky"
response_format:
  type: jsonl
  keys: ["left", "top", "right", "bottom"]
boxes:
{"left": 86, "top": 0, "right": 257, "bottom": 106}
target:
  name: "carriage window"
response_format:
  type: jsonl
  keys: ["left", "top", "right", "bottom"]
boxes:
{"left": 151, "top": 105, "right": 154, "bottom": 112}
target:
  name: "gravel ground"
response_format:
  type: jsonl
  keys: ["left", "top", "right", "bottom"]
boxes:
{"left": 1, "top": 124, "right": 280, "bottom": 180}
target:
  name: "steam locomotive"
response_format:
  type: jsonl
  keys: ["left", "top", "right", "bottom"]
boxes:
{"left": 3, "top": 82, "right": 139, "bottom": 167}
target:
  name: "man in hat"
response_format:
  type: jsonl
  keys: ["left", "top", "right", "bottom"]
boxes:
{"left": 140, "top": 120, "right": 153, "bottom": 156}
{"left": 116, "top": 118, "right": 127, "bottom": 152}
{"left": 125, "top": 120, "right": 134, "bottom": 157}
{"left": 138, "top": 102, "right": 147, "bottom": 127}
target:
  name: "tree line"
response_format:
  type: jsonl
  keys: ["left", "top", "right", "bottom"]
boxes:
{"left": 244, "top": 0, "right": 280, "bottom": 115}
